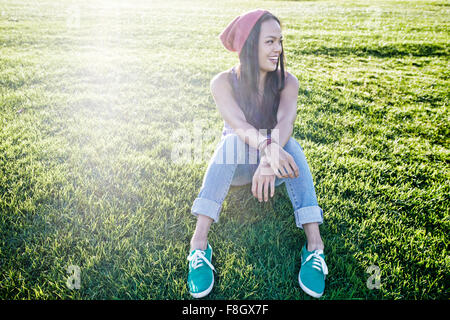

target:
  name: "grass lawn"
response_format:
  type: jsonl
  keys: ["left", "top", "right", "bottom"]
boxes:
{"left": 0, "top": 0, "right": 448, "bottom": 299}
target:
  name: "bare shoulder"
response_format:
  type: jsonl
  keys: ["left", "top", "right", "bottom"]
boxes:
{"left": 279, "top": 70, "right": 299, "bottom": 103}
{"left": 210, "top": 70, "right": 232, "bottom": 93}
{"left": 280, "top": 70, "right": 299, "bottom": 89}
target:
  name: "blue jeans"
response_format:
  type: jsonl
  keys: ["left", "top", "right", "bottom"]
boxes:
{"left": 191, "top": 134, "right": 323, "bottom": 229}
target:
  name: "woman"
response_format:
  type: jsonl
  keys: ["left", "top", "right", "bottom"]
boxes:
{"left": 187, "top": 9, "right": 327, "bottom": 299}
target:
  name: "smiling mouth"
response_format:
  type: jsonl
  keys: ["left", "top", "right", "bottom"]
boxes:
{"left": 269, "top": 57, "right": 278, "bottom": 64}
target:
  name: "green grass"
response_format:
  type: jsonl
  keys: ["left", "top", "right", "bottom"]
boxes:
{"left": 0, "top": 0, "right": 448, "bottom": 300}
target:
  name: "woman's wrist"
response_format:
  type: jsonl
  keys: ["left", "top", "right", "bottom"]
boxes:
{"left": 262, "top": 140, "right": 279, "bottom": 157}
{"left": 257, "top": 137, "right": 271, "bottom": 152}
{"left": 259, "top": 135, "right": 276, "bottom": 156}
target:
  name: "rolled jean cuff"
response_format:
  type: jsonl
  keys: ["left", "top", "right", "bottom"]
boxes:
{"left": 294, "top": 206, "right": 323, "bottom": 229}
{"left": 191, "top": 197, "right": 222, "bottom": 223}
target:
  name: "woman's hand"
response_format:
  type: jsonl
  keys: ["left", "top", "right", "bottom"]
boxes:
{"left": 262, "top": 142, "right": 299, "bottom": 179}
{"left": 252, "top": 157, "right": 276, "bottom": 202}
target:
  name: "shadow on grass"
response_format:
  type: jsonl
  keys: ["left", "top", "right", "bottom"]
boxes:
{"left": 294, "top": 43, "right": 448, "bottom": 58}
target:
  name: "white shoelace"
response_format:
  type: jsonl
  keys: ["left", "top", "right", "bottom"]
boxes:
{"left": 303, "top": 250, "right": 328, "bottom": 276}
{"left": 188, "top": 250, "right": 216, "bottom": 272}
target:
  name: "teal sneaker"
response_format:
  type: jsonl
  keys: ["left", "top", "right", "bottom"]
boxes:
{"left": 298, "top": 244, "right": 328, "bottom": 298}
{"left": 187, "top": 243, "right": 215, "bottom": 298}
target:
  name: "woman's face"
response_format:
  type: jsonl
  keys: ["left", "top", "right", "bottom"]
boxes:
{"left": 258, "top": 19, "right": 283, "bottom": 73}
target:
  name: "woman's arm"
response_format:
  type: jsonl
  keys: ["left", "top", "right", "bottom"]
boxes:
{"left": 262, "top": 72, "right": 300, "bottom": 178}
{"left": 251, "top": 72, "right": 301, "bottom": 201}
{"left": 210, "top": 72, "right": 267, "bottom": 150}
{"left": 271, "top": 71, "right": 300, "bottom": 147}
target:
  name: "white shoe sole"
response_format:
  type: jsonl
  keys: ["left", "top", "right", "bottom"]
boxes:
{"left": 189, "top": 277, "right": 214, "bottom": 298}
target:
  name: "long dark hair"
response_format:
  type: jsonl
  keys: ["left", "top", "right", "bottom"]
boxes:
{"left": 231, "top": 12, "right": 286, "bottom": 133}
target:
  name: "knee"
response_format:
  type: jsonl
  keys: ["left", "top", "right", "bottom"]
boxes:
{"left": 222, "top": 133, "right": 238, "bottom": 145}
{"left": 284, "top": 137, "right": 303, "bottom": 152}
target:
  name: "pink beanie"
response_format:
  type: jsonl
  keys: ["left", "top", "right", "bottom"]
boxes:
{"left": 219, "top": 9, "right": 269, "bottom": 57}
